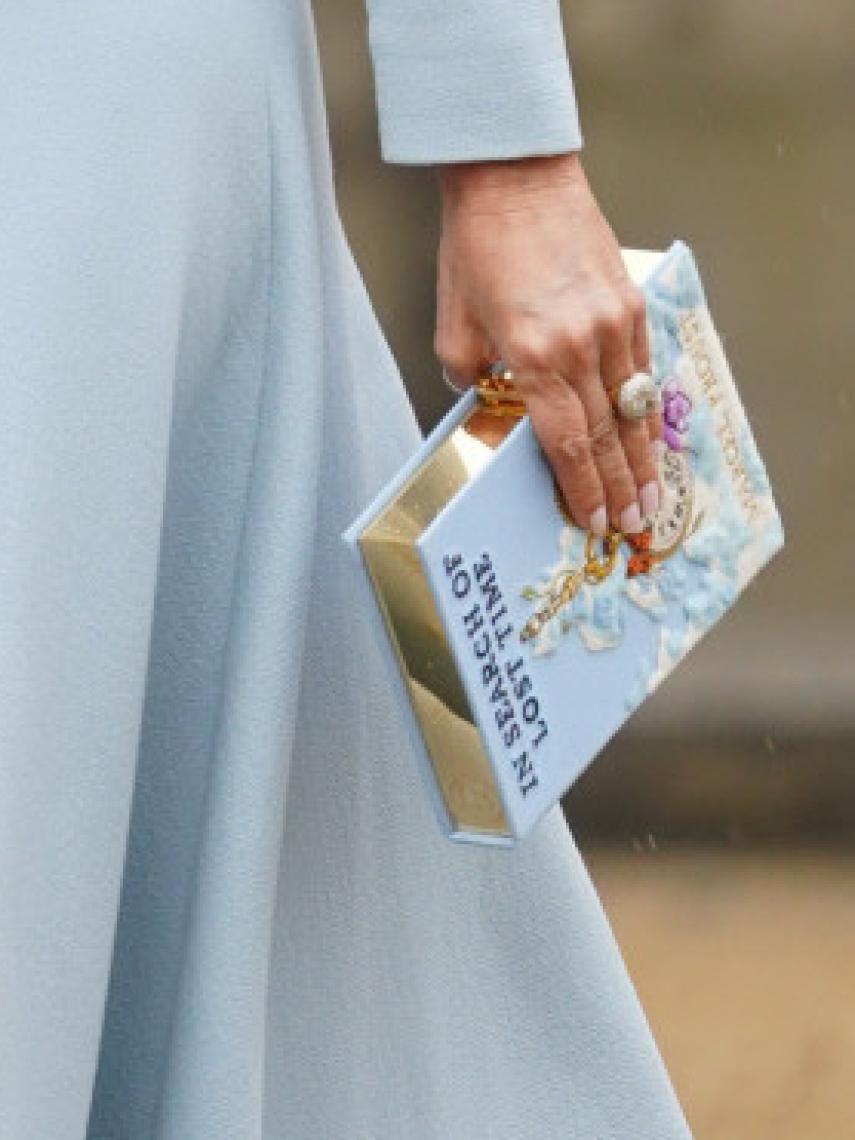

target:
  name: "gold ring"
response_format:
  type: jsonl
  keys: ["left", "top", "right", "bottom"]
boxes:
{"left": 584, "top": 530, "right": 622, "bottom": 582}
{"left": 474, "top": 361, "right": 527, "bottom": 418}
{"left": 588, "top": 409, "right": 618, "bottom": 446}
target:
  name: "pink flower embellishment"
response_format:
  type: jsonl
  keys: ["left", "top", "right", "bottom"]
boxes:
{"left": 663, "top": 377, "right": 692, "bottom": 451}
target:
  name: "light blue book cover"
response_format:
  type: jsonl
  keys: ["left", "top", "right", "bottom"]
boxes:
{"left": 342, "top": 241, "right": 785, "bottom": 847}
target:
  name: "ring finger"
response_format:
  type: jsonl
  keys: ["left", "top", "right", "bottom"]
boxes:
{"left": 599, "top": 320, "right": 660, "bottom": 523}
{"left": 573, "top": 367, "right": 645, "bottom": 533}
{"left": 629, "top": 291, "right": 665, "bottom": 483}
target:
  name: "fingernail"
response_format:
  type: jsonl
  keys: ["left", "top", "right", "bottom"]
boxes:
{"left": 654, "top": 439, "right": 666, "bottom": 461}
{"left": 639, "top": 480, "right": 660, "bottom": 519}
{"left": 620, "top": 502, "right": 643, "bottom": 534}
{"left": 589, "top": 505, "right": 608, "bottom": 536}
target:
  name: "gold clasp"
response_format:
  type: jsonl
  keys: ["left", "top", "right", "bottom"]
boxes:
{"left": 520, "top": 528, "right": 624, "bottom": 643}
{"left": 583, "top": 529, "right": 622, "bottom": 582}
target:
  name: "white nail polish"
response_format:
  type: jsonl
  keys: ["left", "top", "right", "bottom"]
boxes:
{"left": 620, "top": 502, "right": 643, "bottom": 534}
{"left": 639, "top": 480, "right": 660, "bottom": 519}
{"left": 589, "top": 505, "right": 608, "bottom": 536}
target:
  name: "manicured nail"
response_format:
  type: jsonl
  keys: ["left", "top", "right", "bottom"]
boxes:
{"left": 620, "top": 502, "right": 643, "bottom": 534}
{"left": 639, "top": 480, "right": 660, "bottom": 519}
{"left": 589, "top": 505, "right": 608, "bottom": 536}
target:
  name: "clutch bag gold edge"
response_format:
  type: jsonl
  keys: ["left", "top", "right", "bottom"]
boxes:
{"left": 357, "top": 404, "right": 518, "bottom": 842}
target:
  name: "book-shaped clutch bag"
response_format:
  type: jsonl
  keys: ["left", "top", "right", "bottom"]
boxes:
{"left": 341, "top": 241, "right": 785, "bottom": 847}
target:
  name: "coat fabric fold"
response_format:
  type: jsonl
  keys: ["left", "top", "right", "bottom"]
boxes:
{"left": 0, "top": 1, "right": 691, "bottom": 1136}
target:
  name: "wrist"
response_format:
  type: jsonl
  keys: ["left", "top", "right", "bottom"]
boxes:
{"left": 437, "top": 151, "right": 584, "bottom": 206}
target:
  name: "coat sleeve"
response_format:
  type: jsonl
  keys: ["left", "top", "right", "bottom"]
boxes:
{"left": 363, "top": 0, "right": 583, "bottom": 165}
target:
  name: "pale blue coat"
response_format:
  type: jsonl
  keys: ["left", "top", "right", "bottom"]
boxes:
{"left": 0, "top": 1, "right": 692, "bottom": 1137}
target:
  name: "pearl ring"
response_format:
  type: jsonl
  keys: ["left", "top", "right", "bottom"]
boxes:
{"left": 608, "top": 371, "right": 661, "bottom": 420}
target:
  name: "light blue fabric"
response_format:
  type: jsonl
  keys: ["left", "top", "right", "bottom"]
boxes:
{"left": 0, "top": 1, "right": 690, "bottom": 1137}
{"left": 366, "top": 0, "right": 583, "bottom": 162}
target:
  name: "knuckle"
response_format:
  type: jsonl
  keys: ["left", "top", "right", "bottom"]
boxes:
{"left": 554, "top": 427, "right": 593, "bottom": 469}
{"left": 595, "top": 299, "right": 628, "bottom": 341}
{"left": 503, "top": 330, "right": 555, "bottom": 375}
{"left": 589, "top": 415, "right": 621, "bottom": 458}
{"left": 624, "top": 283, "right": 647, "bottom": 323}
{"left": 564, "top": 322, "right": 598, "bottom": 370}
{"left": 434, "top": 338, "right": 470, "bottom": 377}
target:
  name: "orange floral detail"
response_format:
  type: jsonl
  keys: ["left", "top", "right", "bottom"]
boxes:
{"left": 625, "top": 528, "right": 654, "bottom": 577}
{"left": 625, "top": 529, "right": 652, "bottom": 554}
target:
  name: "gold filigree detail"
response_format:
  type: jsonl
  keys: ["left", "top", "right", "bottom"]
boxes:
{"left": 520, "top": 530, "right": 623, "bottom": 643}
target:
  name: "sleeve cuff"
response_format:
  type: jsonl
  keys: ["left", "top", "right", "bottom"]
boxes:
{"left": 365, "top": 0, "right": 583, "bottom": 165}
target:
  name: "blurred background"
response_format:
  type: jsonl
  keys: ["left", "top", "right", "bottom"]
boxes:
{"left": 314, "top": 1, "right": 855, "bottom": 1135}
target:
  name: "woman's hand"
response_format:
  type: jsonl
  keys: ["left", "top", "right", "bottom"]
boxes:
{"left": 434, "top": 152, "right": 661, "bottom": 536}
